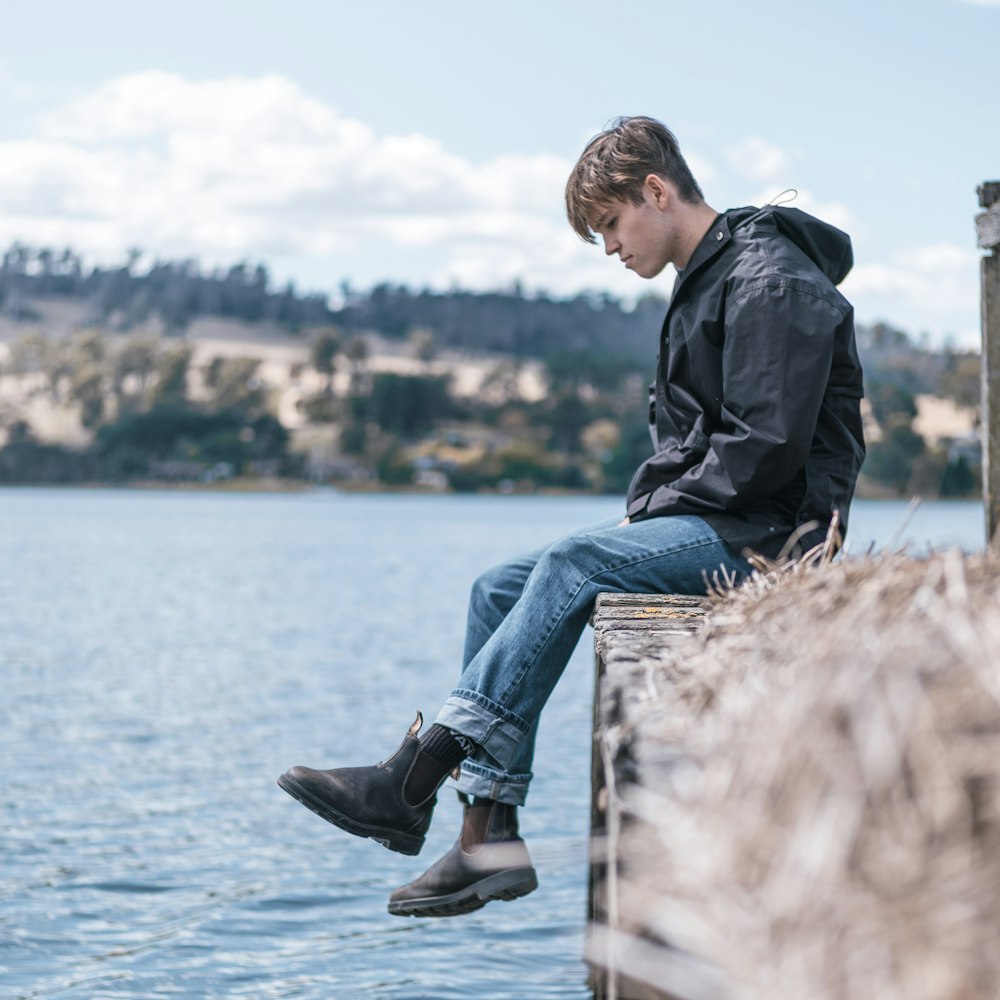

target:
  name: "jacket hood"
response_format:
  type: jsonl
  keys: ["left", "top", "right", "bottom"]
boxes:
{"left": 732, "top": 205, "right": 854, "bottom": 286}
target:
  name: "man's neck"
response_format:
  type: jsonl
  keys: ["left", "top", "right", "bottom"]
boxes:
{"left": 673, "top": 202, "right": 720, "bottom": 270}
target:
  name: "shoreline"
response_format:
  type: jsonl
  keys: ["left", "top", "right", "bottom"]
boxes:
{"left": 0, "top": 477, "right": 983, "bottom": 505}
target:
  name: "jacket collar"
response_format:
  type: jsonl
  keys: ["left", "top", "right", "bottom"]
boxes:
{"left": 668, "top": 206, "right": 762, "bottom": 301}
{"left": 666, "top": 211, "right": 735, "bottom": 308}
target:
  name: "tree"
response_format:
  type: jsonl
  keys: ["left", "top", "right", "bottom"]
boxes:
{"left": 150, "top": 344, "right": 192, "bottom": 407}
{"left": 939, "top": 351, "right": 981, "bottom": 410}
{"left": 344, "top": 335, "right": 370, "bottom": 395}
{"left": 544, "top": 391, "right": 588, "bottom": 454}
{"left": 479, "top": 361, "right": 523, "bottom": 405}
{"left": 247, "top": 413, "right": 289, "bottom": 460}
{"left": 6, "top": 332, "right": 51, "bottom": 394}
{"left": 864, "top": 423, "right": 927, "bottom": 494}
{"left": 203, "top": 356, "right": 263, "bottom": 415}
{"left": 601, "top": 416, "right": 654, "bottom": 492}
{"left": 545, "top": 349, "right": 641, "bottom": 394}
{"left": 940, "top": 454, "right": 977, "bottom": 497}
{"left": 113, "top": 334, "right": 159, "bottom": 409}
{"left": 310, "top": 328, "right": 341, "bottom": 395}
{"left": 69, "top": 366, "right": 106, "bottom": 428}
{"left": 66, "top": 331, "right": 110, "bottom": 427}
{"left": 363, "top": 373, "right": 455, "bottom": 438}
{"left": 866, "top": 380, "right": 918, "bottom": 427}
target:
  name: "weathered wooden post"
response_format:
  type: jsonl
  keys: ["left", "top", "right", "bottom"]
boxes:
{"left": 588, "top": 594, "right": 721, "bottom": 1000}
{"left": 976, "top": 182, "right": 1000, "bottom": 551}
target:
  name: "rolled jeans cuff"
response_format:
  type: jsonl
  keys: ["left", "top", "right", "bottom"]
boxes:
{"left": 451, "top": 759, "right": 532, "bottom": 806}
{"left": 434, "top": 691, "right": 528, "bottom": 772}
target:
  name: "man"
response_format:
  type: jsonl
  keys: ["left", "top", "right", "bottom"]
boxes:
{"left": 278, "top": 116, "right": 865, "bottom": 918}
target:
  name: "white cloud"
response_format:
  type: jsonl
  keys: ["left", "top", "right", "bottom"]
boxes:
{"left": 723, "top": 135, "right": 803, "bottom": 186}
{"left": 0, "top": 69, "right": 681, "bottom": 315}
{"left": 716, "top": 137, "right": 855, "bottom": 233}
{"left": 1, "top": 71, "right": 591, "bottom": 286}
{"left": 843, "top": 242, "right": 981, "bottom": 345}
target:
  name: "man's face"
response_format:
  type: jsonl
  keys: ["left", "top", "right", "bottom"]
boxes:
{"left": 591, "top": 185, "right": 676, "bottom": 279}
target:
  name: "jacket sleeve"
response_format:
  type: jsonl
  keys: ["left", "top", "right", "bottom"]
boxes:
{"left": 627, "top": 281, "right": 842, "bottom": 521}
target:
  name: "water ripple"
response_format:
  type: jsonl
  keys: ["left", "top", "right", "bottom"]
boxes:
{"left": 1, "top": 490, "right": 618, "bottom": 999}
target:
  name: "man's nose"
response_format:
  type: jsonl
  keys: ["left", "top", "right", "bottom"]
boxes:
{"left": 604, "top": 236, "right": 619, "bottom": 257}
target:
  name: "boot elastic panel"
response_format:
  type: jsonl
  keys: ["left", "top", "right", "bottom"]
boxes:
{"left": 402, "top": 749, "right": 450, "bottom": 808}
{"left": 461, "top": 802, "right": 494, "bottom": 853}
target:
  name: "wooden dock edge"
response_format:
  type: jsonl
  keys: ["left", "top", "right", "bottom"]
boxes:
{"left": 587, "top": 592, "right": 725, "bottom": 1000}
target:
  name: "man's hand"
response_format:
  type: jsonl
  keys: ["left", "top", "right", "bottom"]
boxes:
{"left": 618, "top": 516, "right": 630, "bottom": 526}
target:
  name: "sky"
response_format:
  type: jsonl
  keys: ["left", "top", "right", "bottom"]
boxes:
{"left": 1, "top": 0, "right": 997, "bottom": 347}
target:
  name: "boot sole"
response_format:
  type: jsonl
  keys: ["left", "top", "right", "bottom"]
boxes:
{"left": 277, "top": 773, "right": 425, "bottom": 856}
{"left": 387, "top": 867, "right": 539, "bottom": 917}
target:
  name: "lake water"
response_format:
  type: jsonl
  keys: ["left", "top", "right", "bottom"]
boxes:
{"left": 0, "top": 490, "right": 985, "bottom": 1000}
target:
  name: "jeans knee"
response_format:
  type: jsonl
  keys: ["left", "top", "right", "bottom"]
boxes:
{"left": 532, "top": 538, "right": 591, "bottom": 595}
{"left": 470, "top": 563, "right": 512, "bottom": 617}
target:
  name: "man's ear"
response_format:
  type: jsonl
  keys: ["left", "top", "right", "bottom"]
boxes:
{"left": 644, "top": 174, "right": 672, "bottom": 209}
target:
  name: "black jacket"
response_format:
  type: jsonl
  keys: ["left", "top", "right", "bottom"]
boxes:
{"left": 625, "top": 205, "right": 866, "bottom": 560}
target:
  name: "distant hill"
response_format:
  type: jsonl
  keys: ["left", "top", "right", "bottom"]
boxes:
{"left": 0, "top": 242, "right": 982, "bottom": 498}
{"left": 0, "top": 241, "right": 982, "bottom": 407}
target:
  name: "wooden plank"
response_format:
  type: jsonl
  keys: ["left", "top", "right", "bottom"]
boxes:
{"left": 976, "top": 204, "right": 1000, "bottom": 250}
{"left": 589, "top": 606, "right": 611, "bottom": 1000}
{"left": 984, "top": 250, "right": 1000, "bottom": 550}
{"left": 978, "top": 181, "right": 1000, "bottom": 209}
{"left": 588, "top": 593, "right": 720, "bottom": 1000}
{"left": 978, "top": 182, "right": 1000, "bottom": 550}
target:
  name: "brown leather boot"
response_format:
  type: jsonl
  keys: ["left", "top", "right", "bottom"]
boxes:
{"left": 277, "top": 714, "right": 444, "bottom": 856}
{"left": 388, "top": 793, "right": 538, "bottom": 917}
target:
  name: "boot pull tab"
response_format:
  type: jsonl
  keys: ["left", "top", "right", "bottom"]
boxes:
{"left": 407, "top": 711, "right": 423, "bottom": 738}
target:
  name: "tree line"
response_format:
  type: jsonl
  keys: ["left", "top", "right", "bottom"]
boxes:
{"left": 1, "top": 243, "right": 333, "bottom": 333}
{"left": 0, "top": 242, "right": 665, "bottom": 357}
{"left": 0, "top": 242, "right": 984, "bottom": 497}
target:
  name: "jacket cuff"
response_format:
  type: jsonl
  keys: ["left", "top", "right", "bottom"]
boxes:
{"left": 626, "top": 494, "right": 651, "bottom": 520}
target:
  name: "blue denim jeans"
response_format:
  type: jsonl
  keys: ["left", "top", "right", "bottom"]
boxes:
{"left": 435, "top": 514, "right": 752, "bottom": 804}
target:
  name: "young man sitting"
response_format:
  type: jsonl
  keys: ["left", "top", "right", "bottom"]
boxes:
{"left": 279, "top": 116, "right": 865, "bottom": 917}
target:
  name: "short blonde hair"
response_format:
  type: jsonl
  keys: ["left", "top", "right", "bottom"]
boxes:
{"left": 565, "top": 116, "right": 703, "bottom": 244}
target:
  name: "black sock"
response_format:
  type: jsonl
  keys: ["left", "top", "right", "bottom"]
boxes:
{"left": 404, "top": 725, "right": 477, "bottom": 805}
{"left": 419, "top": 724, "right": 476, "bottom": 770}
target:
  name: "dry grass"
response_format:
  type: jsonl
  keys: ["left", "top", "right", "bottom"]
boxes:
{"left": 616, "top": 546, "right": 1000, "bottom": 1000}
